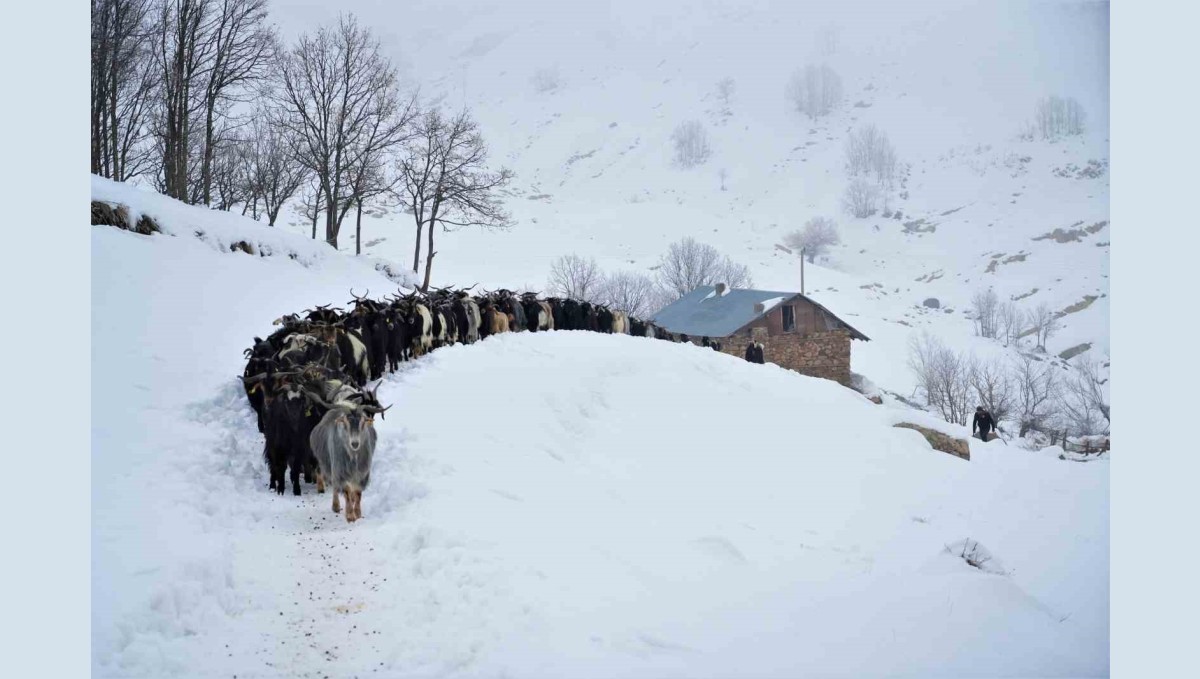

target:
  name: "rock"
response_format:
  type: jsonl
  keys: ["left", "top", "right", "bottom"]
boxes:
{"left": 894, "top": 423, "right": 970, "bottom": 460}
{"left": 869, "top": 395, "right": 883, "bottom": 405}
{"left": 922, "top": 297, "right": 940, "bottom": 309}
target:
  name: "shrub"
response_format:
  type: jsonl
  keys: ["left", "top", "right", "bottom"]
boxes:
{"left": 842, "top": 178, "right": 880, "bottom": 218}
{"left": 783, "top": 217, "right": 840, "bottom": 262}
{"left": 1033, "top": 95, "right": 1086, "bottom": 139}
{"left": 785, "top": 64, "right": 842, "bottom": 118}
{"left": 671, "top": 120, "right": 712, "bottom": 168}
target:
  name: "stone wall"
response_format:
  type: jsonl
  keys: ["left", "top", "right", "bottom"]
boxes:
{"left": 714, "top": 328, "right": 853, "bottom": 386}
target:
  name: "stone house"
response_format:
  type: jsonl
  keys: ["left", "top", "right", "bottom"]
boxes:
{"left": 651, "top": 284, "right": 870, "bottom": 386}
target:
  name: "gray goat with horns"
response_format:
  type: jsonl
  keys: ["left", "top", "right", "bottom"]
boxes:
{"left": 306, "top": 390, "right": 388, "bottom": 523}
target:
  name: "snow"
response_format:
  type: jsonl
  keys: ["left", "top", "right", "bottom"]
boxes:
{"left": 92, "top": 183, "right": 1108, "bottom": 677}
{"left": 758, "top": 295, "right": 786, "bottom": 313}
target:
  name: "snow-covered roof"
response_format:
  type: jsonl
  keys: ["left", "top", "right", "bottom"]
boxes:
{"left": 651, "top": 286, "right": 870, "bottom": 341}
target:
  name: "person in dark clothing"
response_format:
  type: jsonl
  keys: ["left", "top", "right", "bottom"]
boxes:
{"left": 972, "top": 406, "right": 996, "bottom": 442}
{"left": 702, "top": 336, "right": 711, "bottom": 348}
{"left": 744, "top": 341, "right": 756, "bottom": 363}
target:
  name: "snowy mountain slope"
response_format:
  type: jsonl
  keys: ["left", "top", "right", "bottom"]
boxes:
{"left": 92, "top": 174, "right": 1107, "bottom": 676}
{"left": 255, "top": 0, "right": 1111, "bottom": 397}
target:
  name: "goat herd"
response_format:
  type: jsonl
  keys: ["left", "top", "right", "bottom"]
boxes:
{"left": 241, "top": 286, "right": 672, "bottom": 522}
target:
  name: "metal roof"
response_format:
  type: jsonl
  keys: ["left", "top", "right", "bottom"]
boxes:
{"left": 650, "top": 286, "right": 870, "bottom": 341}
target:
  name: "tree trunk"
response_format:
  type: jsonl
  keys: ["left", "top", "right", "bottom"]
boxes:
{"left": 311, "top": 210, "right": 317, "bottom": 239}
{"left": 412, "top": 217, "right": 422, "bottom": 273}
{"left": 421, "top": 223, "right": 436, "bottom": 291}
{"left": 201, "top": 99, "right": 215, "bottom": 205}
{"left": 355, "top": 198, "right": 363, "bottom": 255}
{"left": 324, "top": 194, "right": 338, "bottom": 249}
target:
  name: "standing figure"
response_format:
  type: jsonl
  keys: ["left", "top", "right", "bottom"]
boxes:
{"left": 972, "top": 406, "right": 996, "bottom": 442}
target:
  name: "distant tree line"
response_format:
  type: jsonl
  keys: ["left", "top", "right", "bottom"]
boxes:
{"left": 547, "top": 237, "right": 754, "bottom": 318}
{"left": 90, "top": 2, "right": 512, "bottom": 290}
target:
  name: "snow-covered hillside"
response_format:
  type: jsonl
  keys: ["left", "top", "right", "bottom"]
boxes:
{"left": 92, "top": 178, "right": 1107, "bottom": 676}
{"left": 250, "top": 0, "right": 1111, "bottom": 398}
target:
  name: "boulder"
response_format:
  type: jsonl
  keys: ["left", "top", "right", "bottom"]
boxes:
{"left": 894, "top": 423, "right": 970, "bottom": 460}
{"left": 922, "top": 297, "right": 940, "bottom": 309}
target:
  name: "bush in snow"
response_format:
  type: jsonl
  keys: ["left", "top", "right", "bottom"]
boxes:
{"left": 841, "top": 178, "right": 880, "bottom": 218}
{"left": 785, "top": 63, "right": 842, "bottom": 119}
{"left": 547, "top": 253, "right": 604, "bottom": 302}
{"left": 671, "top": 120, "right": 712, "bottom": 168}
{"left": 945, "top": 539, "right": 1005, "bottom": 574}
{"left": 654, "top": 237, "right": 754, "bottom": 302}
{"left": 783, "top": 216, "right": 840, "bottom": 262}
{"left": 844, "top": 124, "right": 898, "bottom": 188}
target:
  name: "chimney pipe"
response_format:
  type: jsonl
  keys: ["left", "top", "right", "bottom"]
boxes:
{"left": 754, "top": 302, "right": 765, "bottom": 314}
{"left": 715, "top": 282, "right": 727, "bottom": 297}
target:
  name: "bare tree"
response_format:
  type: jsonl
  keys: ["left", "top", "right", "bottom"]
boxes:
{"left": 1034, "top": 95, "right": 1086, "bottom": 140}
{"left": 1061, "top": 355, "right": 1110, "bottom": 432}
{"left": 785, "top": 63, "right": 842, "bottom": 118}
{"left": 396, "top": 106, "right": 514, "bottom": 290}
{"left": 210, "top": 137, "right": 251, "bottom": 211}
{"left": 970, "top": 358, "right": 1015, "bottom": 432}
{"left": 297, "top": 175, "right": 326, "bottom": 240}
{"left": 244, "top": 114, "right": 310, "bottom": 225}
{"left": 817, "top": 24, "right": 839, "bottom": 57}
{"left": 1012, "top": 354, "right": 1060, "bottom": 437}
{"left": 1025, "top": 303, "right": 1060, "bottom": 350}
{"left": 91, "top": 0, "right": 157, "bottom": 181}
{"left": 341, "top": 88, "right": 417, "bottom": 255}
{"left": 671, "top": 120, "right": 712, "bottom": 168}
{"left": 548, "top": 254, "right": 603, "bottom": 301}
{"left": 152, "top": 0, "right": 217, "bottom": 201}
{"left": 654, "top": 237, "right": 754, "bottom": 301}
{"left": 844, "top": 124, "right": 898, "bottom": 188}
{"left": 715, "top": 77, "right": 735, "bottom": 112}
{"left": 598, "top": 271, "right": 658, "bottom": 317}
{"left": 842, "top": 178, "right": 880, "bottom": 218}
{"left": 275, "top": 14, "right": 412, "bottom": 249}
{"left": 907, "top": 333, "right": 972, "bottom": 425}
{"left": 998, "top": 301, "right": 1023, "bottom": 347}
{"left": 197, "top": 0, "right": 274, "bottom": 206}
{"left": 783, "top": 216, "right": 840, "bottom": 262}
{"left": 970, "top": 288, "right": 1001, "bottom": 339}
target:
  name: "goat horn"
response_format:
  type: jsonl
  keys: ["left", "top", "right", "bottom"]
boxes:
{"left": 301, "top": 389, "right": 336, "bottom": 411}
